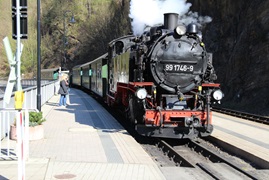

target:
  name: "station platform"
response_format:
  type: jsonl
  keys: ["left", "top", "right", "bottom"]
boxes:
{"left": 0, "top": 88, "right": 166, "bottom": 180}
{"left": 1, "top": 88, "right": 269, "bottom": 179}
{"left": 211, "top": 112, "right": 269, "bottom": 169}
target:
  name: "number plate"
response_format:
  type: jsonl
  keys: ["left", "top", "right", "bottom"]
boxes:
{"left": 164, "top": 64, "right": 194, "bottom": 73}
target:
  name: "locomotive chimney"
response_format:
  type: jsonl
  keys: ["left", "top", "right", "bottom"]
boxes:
{"left": 164, "top": 13, "right": 179, "bottom": 30}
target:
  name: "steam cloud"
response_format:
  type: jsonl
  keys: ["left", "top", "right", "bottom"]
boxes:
{"left": 129, "top": 0, "right": 212, "bottom": 35}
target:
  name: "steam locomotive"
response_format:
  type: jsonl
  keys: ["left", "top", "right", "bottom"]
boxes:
{"left": 72, "top": 13, "right": 223, "bottom": 139}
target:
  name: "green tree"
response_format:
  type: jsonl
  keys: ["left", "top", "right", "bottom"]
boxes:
{"left": 0, "top": 0, "right": 131, "bottom": 77}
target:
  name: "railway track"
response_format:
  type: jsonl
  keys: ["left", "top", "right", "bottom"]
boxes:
{"left": 213, "top": 107, "right": 269, "bottom": 125}
{"left": 150, "top": 138, "right": 262, "bottom": 180}
{"left": 90, "top": 92, "right": 268, "bottom": 179}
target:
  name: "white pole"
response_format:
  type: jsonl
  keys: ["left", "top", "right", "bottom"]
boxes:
{"left": 16, "top": 112, "right": 22, "bottom": 180}
{"left": 16, "top": 1, "right": 24, "bottom": 179}
{"left": 24, "top": 110, "right": 29, "bottom": 160}
{"left": 16, "top": 0, "right": 22, "bottom": 91}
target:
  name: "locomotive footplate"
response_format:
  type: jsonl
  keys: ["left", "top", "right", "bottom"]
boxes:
{"left": 135, "top": 124, "right": 213, "bottom": 139}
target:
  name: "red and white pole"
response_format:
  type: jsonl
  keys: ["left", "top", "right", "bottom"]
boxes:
{"left": 16, "top": 111, "right": 25, "bottom": 180}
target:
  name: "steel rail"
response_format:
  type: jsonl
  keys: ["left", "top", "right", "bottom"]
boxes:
{"left": 213, "top": 107, "right": 269, "bottom": 125}
{"left": 156, "top": 138, "right": 259, "bottom": 179}
{"left": 156, "top": 139, "right": 194, "bottom": 167}
{"left": 188, "top": 140, "right": 259, "bottom": 180}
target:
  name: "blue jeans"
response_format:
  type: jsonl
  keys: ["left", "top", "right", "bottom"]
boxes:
{"left": 59, "top": 94, "right": 67, "bottom": 106}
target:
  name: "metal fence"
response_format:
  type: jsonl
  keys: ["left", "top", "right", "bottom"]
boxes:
{"left": 0, "top": 80, "right": 58, "bottom": 108}
{"left": 0, "top": 79, "right": 59, "bottom": 179}
{"left": 0, "top": 109, "right": 31, "bottom": 159}
{"left": 0, "top": 80, "right": 58, "bottom": 142}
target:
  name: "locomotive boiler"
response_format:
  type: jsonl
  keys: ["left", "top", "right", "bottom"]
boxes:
{"left": 73, "top": 13, "right": 223, "bottom": 139}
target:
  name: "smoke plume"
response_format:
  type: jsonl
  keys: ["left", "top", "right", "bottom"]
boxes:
{"left": 129, "top": 0, "right": 212, "bottom": 35}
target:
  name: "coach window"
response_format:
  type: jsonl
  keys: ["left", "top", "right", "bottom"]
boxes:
{"left": 115, "top": 41, "right": 124, "bottom": 55}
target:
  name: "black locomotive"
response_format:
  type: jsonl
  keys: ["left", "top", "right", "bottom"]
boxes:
{"left": 72, "top": 13, "right": 223, "bottom": 139}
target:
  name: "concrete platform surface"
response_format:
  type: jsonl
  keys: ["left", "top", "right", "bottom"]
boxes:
{"left": 0, "top": 89, "right": 165, "bottom": 180}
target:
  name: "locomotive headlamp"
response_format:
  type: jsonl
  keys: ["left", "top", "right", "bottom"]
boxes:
{"left": 212, "top": 89, "right": 224, "bottom": 101}
{"left": 136, "top": 88, "right": 147, "bottom": 99}
{"left": 175, "top": 25, "right": 186, "bottom": 36}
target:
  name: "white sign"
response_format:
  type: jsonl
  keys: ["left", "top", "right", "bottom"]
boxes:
{"left": 2, "top": 37, "right": 22, "bottom": 104}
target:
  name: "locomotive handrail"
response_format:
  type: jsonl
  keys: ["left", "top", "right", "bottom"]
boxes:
{"left": 159, "top": 60, "right": 197, "bottom": 64}
{"left": 147, "top": 33, "right": 169, "bottom": 58}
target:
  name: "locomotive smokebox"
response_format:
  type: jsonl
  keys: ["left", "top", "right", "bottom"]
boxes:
{"left": 164, "top": 13, "right": 179, "bottom": 30}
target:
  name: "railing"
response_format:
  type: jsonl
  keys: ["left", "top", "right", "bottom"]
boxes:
{"left": 0, "top": 109, "right": 31, "bottom": 158}
{"left": 0, "top": 109, "right": 31, "bottom": 180}
{"left": 0, "top": 79, "right": 54, "bottom": 96}
{"left": 0, "top": 79, "right": 59, "bottom": 179}
{"left": 0, "top": 109, "right": 17, "bottom": 159}
{"left": 0, "top": 80, "right": 59, "bottom": 140}
{"left": 0, "top": 80, "right": 58, "bottom": 180}
{"left": 0, "top": 80, "right": 58, "bottom": 107}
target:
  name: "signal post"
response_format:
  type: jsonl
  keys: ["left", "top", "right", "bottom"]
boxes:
{"left": 12, "top": 1, "right": 28, "bottom": 179}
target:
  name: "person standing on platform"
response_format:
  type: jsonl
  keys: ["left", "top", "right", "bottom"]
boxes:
{"left": 58, "top": 74, "right": 69, "bottom": 107}
{"left": 66, "top": 77, "right": 70, "bottom": 105}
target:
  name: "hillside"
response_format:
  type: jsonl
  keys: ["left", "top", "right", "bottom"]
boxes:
{"left": 0, "top": 0, "right": 13, "bottom": 77}
{"left": 189, "top": 0, "right": 269, "bottom": 115}
{"left": 0, "top": 0, "right": 37, "bottom": 78}
{"left": 0, "top": 0, "right": 130, "bottom": 77}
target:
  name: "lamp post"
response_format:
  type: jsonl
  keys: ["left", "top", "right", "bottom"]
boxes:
{"left": 62, "top": 11, "right": 75, "bottom": 70}
{"left": 37, "top": 0, "right": 41, "bottom": 111}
